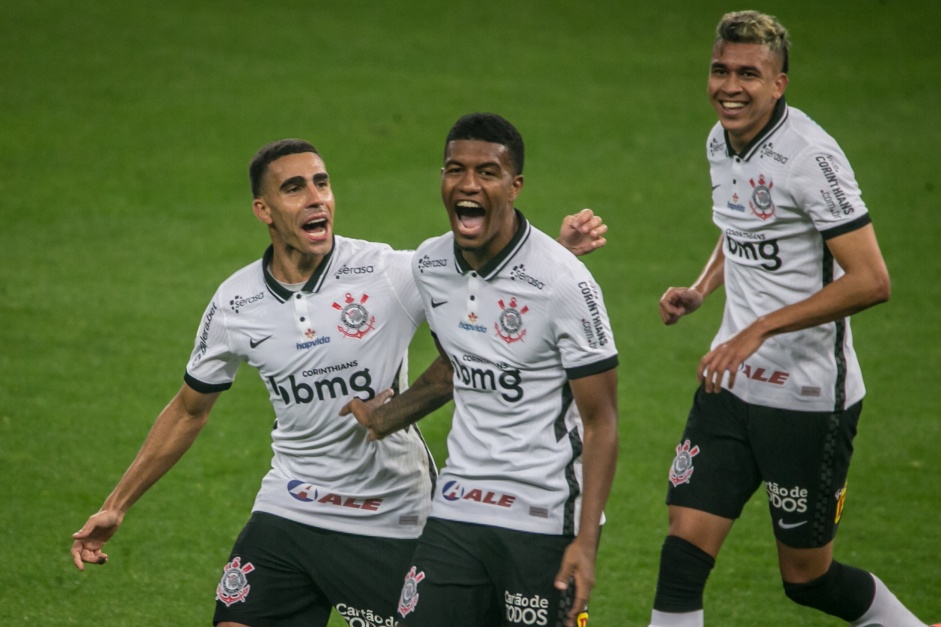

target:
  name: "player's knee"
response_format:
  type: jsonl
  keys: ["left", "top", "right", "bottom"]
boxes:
{"left": 652, "top": 535, "right": 716, "bottom": 613}
{"left": 782, "top": 561, "right": 875, "bottom": 621}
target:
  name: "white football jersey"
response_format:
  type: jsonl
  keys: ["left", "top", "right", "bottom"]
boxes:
{"left": 708, "top": 101, "right": 871, "bottom": 412}
{"left": 185, "top": 236, "right": 435, "bottom": 538}
{"left": 413, "top": 214, "right": 618, "bottom": 536}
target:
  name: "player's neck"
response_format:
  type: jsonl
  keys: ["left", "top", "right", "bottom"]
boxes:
{"left": 268, "top": 245, "right": 326, "bottom": 284}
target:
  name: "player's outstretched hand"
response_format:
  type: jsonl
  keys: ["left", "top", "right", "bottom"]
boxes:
{"left": 554, "top": 536, "right": 596, "bottom": 627}
{"left": 340, "top": 388, "right": 395, "bottom": 441}
{"left": 560, "top": 208, "right": 608, "bottom": 256}
{"left": 659, "top": 286, "right": 704, "bottom": 325}
{"left": 71, "top": 509, "right": 124, "bottom": 571}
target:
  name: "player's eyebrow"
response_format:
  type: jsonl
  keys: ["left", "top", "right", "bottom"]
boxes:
{"left": 712, "top": 60, "right": 763, "bottom": 75}
{"left": 279, "top": 172, "right": 329, "bottom": 192}
{"left": 444, "top": 158, "right": 504, "bottom": 171}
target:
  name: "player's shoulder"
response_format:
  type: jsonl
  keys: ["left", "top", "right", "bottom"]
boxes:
{"left": 215, "top": 256, "right": 266, "bottom": 297}
{"left": 413, "top": 231, "right": 452, "bottom": 259}
{"left": 333, "top": 235, "right": 414, "bottom": 269}
{"left": 333, "top": 234, "right": 394, "bottom": 258}
{"left": 517, "top": 224, "right": 592, "bottom": 287}
{"left": 777, "top": 106, "right": 844, "bottom": 155}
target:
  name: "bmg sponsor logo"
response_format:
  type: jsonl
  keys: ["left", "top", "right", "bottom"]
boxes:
{"left": 504, "top": 591, "right": 549, "bottom": 626}
{"left": 266, "top": 368, "right": 375, "bottom": 405}
{"left": 448, "top": 353, "right": 523, "bottom": 402}
{"left": 766, "top": 482, "right": 808, "bottom": 513}
{"left": 725, "top": 236, "right": 782, "bottom": 271}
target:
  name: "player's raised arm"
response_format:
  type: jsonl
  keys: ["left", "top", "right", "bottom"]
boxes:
{"left": 554, "top": 367, "right": 619, "bottom": 627}
{"left": 558, "top": 208, "right": 608, "bottom": 256}
{"left": 71, "top": 383, "right": 218, "bottom": 570}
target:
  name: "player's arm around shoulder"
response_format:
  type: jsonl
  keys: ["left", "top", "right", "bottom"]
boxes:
{"left": 554, "top": 367, "right": 619, "bottom": 627}
{"left": 71, "top": 383, "right": 219, "bottom": 570}
{"left": 341, "top": 338, "right": 454, "bottom": 441}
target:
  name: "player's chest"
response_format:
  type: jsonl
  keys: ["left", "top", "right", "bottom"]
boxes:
{"left": 233, "top": 283, "right": 403, "bottom": 368}
{"left": 425, "top": 275, "right": 553, "bottom": 366}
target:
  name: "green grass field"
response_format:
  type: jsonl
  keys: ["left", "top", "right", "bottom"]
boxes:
{"left": 2, "top": 1, "right": 938, "bottom": 625}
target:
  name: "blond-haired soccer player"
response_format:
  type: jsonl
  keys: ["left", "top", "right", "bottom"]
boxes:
{"left": 650, "top": 11, "right": 932, "bottom": 627}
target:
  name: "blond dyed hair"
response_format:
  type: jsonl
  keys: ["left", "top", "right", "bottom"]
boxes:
{"left": 715, "top": 11, "right": 791, "bottom": 72}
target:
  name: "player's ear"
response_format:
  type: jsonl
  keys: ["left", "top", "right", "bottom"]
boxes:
{"left": 253, "top": 199, "right": 273, "bottom": 225}
{"left": 773, "top": 72, "right": 789, "bottom": 100}
{"left": 509, "top": 175, "right": 524, "bottom": 202}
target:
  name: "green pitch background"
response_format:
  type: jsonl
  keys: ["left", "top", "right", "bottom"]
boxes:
{"left": 1, "top": 1, "right": 938, "bottom": 625}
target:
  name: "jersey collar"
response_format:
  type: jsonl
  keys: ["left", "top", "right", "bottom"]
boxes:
{"left": 725, "top": 97, "right": 789, "bottom": 161}
{"left": 452, "top": 209, "right": 531, "bottom": 281}
{"left": 262, "top": 237, "right": 337, "bottom": 302}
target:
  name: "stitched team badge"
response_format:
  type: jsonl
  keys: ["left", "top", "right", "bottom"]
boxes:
{"left": 216, "top": 556, "right": 255, "bottom": 607}
{"left": 333, "top": 292, "right": 376, "bottom": 339}
{"left": 398, "top": 566, "right": 425, "bottom": 618}
{"left": 749, "top": 174, "right": 775, "bottom": 220}
{"left": 495, "top": 297, "right": 528, "bottom": 344}
{"left": 669, "top": 439, "right": 700, "bottom": 487}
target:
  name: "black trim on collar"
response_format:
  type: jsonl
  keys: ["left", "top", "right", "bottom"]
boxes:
{"left": 725, "top": 97, "right": 789, "bottom": 161}
{"left": 452, "top": 209, "right": 531, "bottom": 281}
{"left": 262, "top": 237, "right": 337, "bottom": 302}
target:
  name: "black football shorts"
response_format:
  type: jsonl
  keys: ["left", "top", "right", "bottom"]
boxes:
{"left": 396, "top": 517, "right": 587, "bottom": 627}
{"left": 213, "top": 511, "right": 416, "bottom": 627}
{"left": 665, "top": 385, "right": 861, "bottom": 548}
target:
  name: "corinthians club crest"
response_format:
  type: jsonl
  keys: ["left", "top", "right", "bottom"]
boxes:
{"left": 495, "top": 297, "right": 528, "bottom": 344}
{"left": 216, "top": 556, "right": 255, "bottom": 607}
{"left": 332, "top": 292, "right": 376, "bottom": 339}
{"left": 669, "top": 439, "right": 700, "bottom": 487}
{"left": 398, "top": 566, "right": 426, "bottom": 618}
{"left": 749, "top": 174, "right": 775, "bottom": 220}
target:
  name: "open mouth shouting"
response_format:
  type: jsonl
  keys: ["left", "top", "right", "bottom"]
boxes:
{"left": 455, "top": 200, "right": 485, "bottom": 237}
{"left": 301, "top": 215, "right": 330, "bottom": 242}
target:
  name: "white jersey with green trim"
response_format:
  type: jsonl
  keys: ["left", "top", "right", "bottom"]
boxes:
{"left": 185, "top": 236, "right": 434, "bottom": 539}
{"left": 708, "top": 101, "right": 871, "bottom": 412}
{"left": 413, "top": 214, "right": 618, "bottom": 536}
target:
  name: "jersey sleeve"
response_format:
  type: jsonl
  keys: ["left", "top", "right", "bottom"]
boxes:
{"left": 183, "top": 291, "right": 240, "bottom": 393}
{"left": 385, "top": 248, "right": 425, "bottom": 326}
{"left": 552, "top": 264, "right": 619, "bottom": 379}
{"left": 790, "top": 144, "right": 870, "bottom": 237}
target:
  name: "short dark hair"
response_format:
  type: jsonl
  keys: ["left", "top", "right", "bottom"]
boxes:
{"left": 249, "top": 138, "right": 319, "bottom": 198}
{"left": 445, "top": 113, "right": 524, "bottom": 175}
{"left": 715, "top": 11, "right": 790, "bottom": 74}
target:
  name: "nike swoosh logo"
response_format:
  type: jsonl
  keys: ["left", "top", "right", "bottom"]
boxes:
{"left": 777, "top": 519, "right": 808, "bottom": 530}
{"left": 712, "top": 184, "right": 721, "bottom": 190}
{"left": 431, "top": 299, "right": 448, "bottom": 309}
{"left": 249, "top": 335, "right": 273, "bottom": 348}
